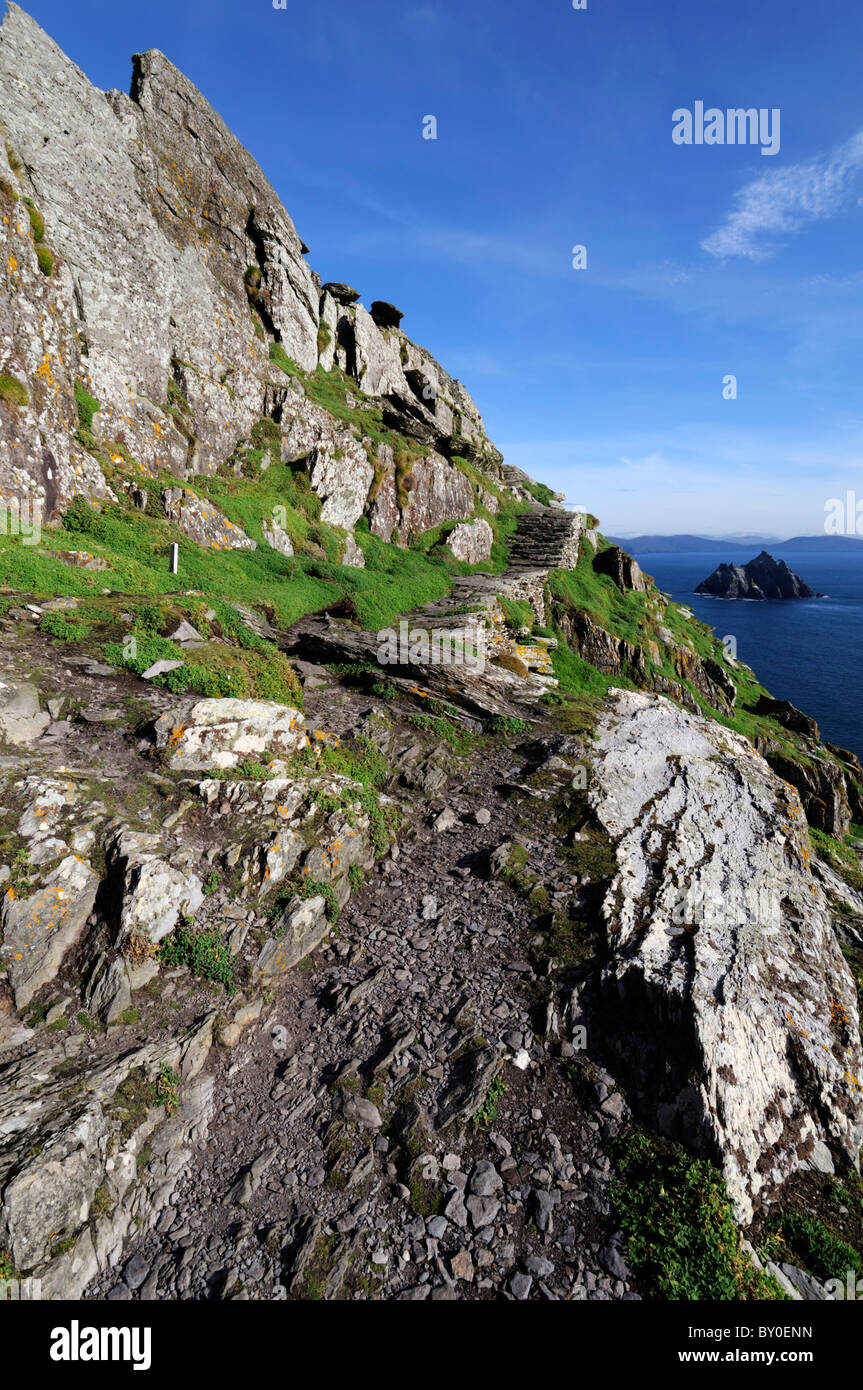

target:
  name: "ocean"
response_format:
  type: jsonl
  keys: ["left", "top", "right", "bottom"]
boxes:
{"left": 641, "top": 549, "right": 863, "bottom": 763}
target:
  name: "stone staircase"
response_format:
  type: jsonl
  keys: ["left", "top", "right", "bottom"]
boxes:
{"left": 283, "top": 501, "right": 590, "bottom": 718}
{"left": 506, "top": 506, "right": 585, "bottom": 572}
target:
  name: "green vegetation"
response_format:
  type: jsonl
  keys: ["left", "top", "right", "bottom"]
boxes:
{"left": 611, "top": 1131, "right": 786, "bottom": 1300}
{"left": 761, "top": 1205, "right": 863, "bottom": 1282}
{"left": 4, "top": 141, "right": 23, "bottom": 175}
{"left": 158, "top": 924, "right": 237, "bottom": 993}
{"left": 525, "top": 480, "right": 556, "bottom": 507}
{"left": 810, "top": 827, "right": 863, "bottom": 894}
{"left": 22, "top": 196, "right": 45, "bottom": 242}
{"left": 36, "top": 247, "right": 54, "bottom": 276}
{"left": 487, "top": 714, "right": 530, "bottom": 736}
{"left": 0, "top": 373, "right": 28, "bottom": 407}
{"left": 40, "top": 610, "right": 91, "bottom": 641}
{"left": 472, "top": 1072, "right": 508, "bottom": 1127}
{"left": 408, "top": 713, "right": 474, "bottom": 754}
{"left": 73, "top": 381, "right": 100, "bottom": 446}
{"left": 112, "top": 1064, "right": 182, "bottom": 1140}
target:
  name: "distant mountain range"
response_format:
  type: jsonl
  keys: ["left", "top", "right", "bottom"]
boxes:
{"left": 606, "top": 534, "right": 863, "bottom": 555}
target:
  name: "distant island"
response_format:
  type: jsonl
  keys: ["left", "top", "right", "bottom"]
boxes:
{"left": 695, "top": 551, "right": 815, "bottom": 600}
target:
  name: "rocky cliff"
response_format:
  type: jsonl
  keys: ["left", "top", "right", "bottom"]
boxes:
{"left": 0, "top": 2, "right": 500, "bottom": 548}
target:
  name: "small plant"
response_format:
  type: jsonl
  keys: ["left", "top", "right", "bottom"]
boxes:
{"left": 762, "top": 1208, "right": 863, "bottom": 1283}
{"left": 202, "top": 870, "right": 222, "bottom": 896}
{"left": 40, "top": 611, "right": 90, "bottom": 641}
{"left": 117, "top": 1008, "right": 140, "bottom": 1027}
{"left": 0, "top": 373, "right": 28, "bottom": 408}
{"left": 36, "top": 247, "right": 54, "bottom": 277}
{"left": 158, "top": 924, "right": 237, "bottom": 993}
{"left": 610, "top": 1131, "right": 786, "bottom": 1300}
{"left": 348, "top": 863, "right": 364, "bottom": 892}
{"left": 9, "top": 847, "right": 32, "bottom": 895}
{"left": 487, "top": 714, "right": 530, "bottom": 735}
{"left": 472, "top": 1072, "right": 508, "bottom": 1127}
{"left": 4, "top": 142, "right": 23, "bottom": 174}
{"left": 155, "top": 1064, "right": 182, "bottom": 1116}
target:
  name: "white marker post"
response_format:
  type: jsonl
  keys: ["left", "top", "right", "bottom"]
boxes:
{"left": 170, "top": 543, "right": 179, "bottom": 576}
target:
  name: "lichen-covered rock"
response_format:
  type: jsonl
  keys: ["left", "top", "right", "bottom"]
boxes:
{"left": 0, "top": 5, "right": 320, "bottom": 495}
{"left": 399, "top": 453, "right": 475, "bottom": 539}
{"left": 1, "top": 853, "right": 98, "bottom": 1007}
{"left": 447, "top": 518, "right": 493, "bottom": 564}
{"left": 0, "top": 681, "right": 50, "bottom": 745}
{"left": 107, "top": 826, "right": 203, "bottom": 945}
{"left": 160, "top": 489, "right": 256, "bottom": 550}
{"left": 154, "top": 697, "right": 309, "bottom": 770}
{"left": 576, "top": 688, "right": 863, "bottom": 1222}
{"left": 255, "top": 895, "right": 328, "bottom": 977}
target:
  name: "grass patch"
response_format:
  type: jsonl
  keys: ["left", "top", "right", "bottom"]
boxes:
{"left": 0, "top": 373, "right": 28, "bottom": 408}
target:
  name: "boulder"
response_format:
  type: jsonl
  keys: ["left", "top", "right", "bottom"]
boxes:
{"left": 321, "top": 282, "right": 360, "bottom": 305}
{"left": 153, "top": 697, "right": 309, "bottom": 771}
{"left": 370, "top": 300, "right": 404, "bottom": 329}
{"left": 0, "top": 681, "right": 50, "bottom": 745}
{"left": 160, "top": 490, "right": 256, "bottom": 551}
{"left": 255, "top": 895, "right": 328, "bottom": 976}
{"left": 575, "top": 688, "right": 863, "bottom": 1223}
{"left": 592, "top": 546, "right": 649, "bottom": 593}
{"left": 1, "top": 854, "right": 98, "bottom": 1008}
{"left": 447, "top": 518, "right": 494, "bottom": 564}
{"left": 107, "top": 826, "right": 204, "bottom": 945}
{"left": 754, "top": 696, "right": 819, "bottom": 740}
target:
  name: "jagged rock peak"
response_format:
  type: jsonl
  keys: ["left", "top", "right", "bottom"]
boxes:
{"left": 695, "top": 550, "right": 814, "bottom": 599}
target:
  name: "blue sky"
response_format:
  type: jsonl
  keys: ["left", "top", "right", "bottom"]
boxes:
{"left": 16, "top": 0, "right": 863, "bottom": 536}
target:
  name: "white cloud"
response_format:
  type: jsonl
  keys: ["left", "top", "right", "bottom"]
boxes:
{"left": 701, "top": 130, "right": 863, "bottom": 260}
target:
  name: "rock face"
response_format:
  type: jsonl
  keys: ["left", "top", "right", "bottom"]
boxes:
{"left": 592, "top": 545, "right": 649, "bottom": 593}
{"left": 696, "top": 551, "right": 814, "bottom": 600}
{"left": 576, "top": 688, "right": 863, "bottom": 1223}
{"left": 0, "top": 3, "right": 499, "bottom": 536}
